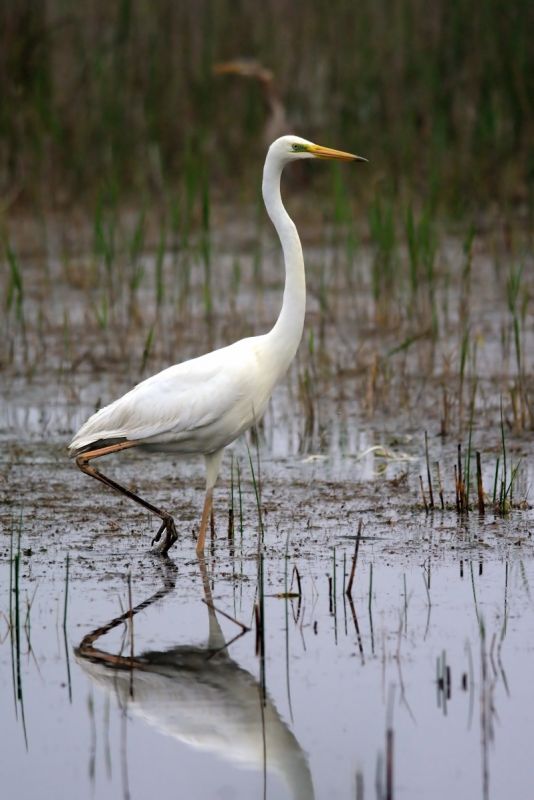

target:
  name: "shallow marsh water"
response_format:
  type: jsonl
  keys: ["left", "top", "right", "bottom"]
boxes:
{"left": 1, "top": 214, "right": 533, "bottom": 799}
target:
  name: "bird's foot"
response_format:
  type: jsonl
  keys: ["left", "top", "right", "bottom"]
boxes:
{"left": 151, "top": 516, "right": 178, "bottom": 556}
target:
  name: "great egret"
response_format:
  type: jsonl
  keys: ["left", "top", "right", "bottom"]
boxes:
{"left": 213, "top": 59, "right": 289, "bottom": 146}
{"left": 69, "top": 135, "right": 366, "bottom": 555}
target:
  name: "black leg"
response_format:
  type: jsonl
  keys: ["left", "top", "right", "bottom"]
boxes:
{"left": 76, "top": 442, "right": 178, "bottom": 554}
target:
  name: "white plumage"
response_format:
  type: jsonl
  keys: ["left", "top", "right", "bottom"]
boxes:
{"left": 69, "top": 135, "right": 365, "bottom": 555}
{"left": 71, "top": 337, "right": 278, "bottom": 454}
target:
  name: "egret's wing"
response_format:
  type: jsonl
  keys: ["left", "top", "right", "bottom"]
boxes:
{"left": 69, "top": 343, "right": 256, "bottom": 452}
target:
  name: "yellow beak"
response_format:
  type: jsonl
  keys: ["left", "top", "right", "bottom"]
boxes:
{"left": 308, "top": 143, "right": 367, "bottom": 162}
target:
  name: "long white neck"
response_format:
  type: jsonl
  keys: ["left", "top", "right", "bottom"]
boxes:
{"left": 262, "top": 151, "right": 306, "bottom": 378}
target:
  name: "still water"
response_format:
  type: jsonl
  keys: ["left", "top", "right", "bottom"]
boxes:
{"left": 2, "top": 502, "right": 533, "bottom": 799}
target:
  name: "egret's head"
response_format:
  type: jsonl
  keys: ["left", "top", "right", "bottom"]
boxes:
{"left": 213, "top": 59, "right": 273, "bottom": 83}
{"left": 269, "top": 135, "right": 367, "bottom": 165}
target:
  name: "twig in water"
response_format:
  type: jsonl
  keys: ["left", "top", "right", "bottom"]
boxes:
{"left": 346, "top": 520, "right": 363, "bottom": 597}
{"left": 254, "top": 603, "right": 263, "bottom": 656}
{"left": 424, "top": 431, "right": 434, "bottom": 508}
{"left": 457, "top": 443, "right": 466, "bottom": 511}
{"left": 291, "top": 565, "right": 302, "bottom": 597}
{"left": 435, "top": 461, "right": 445, "bottom": 509}
{"left": 201, "top": 598, "right": 250, "bottom": 633}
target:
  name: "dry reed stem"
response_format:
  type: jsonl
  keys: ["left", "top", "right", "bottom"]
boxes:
{"left": 346, "top": 520, "right": 363, "bottom": 597}
{"left": 476, "top": 451, "right": 485, "bottom": 514}
{"left": 419, "top": 475, "right": 428, "bottom": 512}
{"left": 424, "top": 431, "right": 434, "bottom": 508}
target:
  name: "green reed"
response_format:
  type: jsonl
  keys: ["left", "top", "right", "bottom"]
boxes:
{"left": 200, "top": 170, "right": 212, "bottom": 319}
{"left": 404, "top": 203, "right": 439, "bottom": 334}
{"left": 368, "top": 193, "right": 396, "bottom": 304}
{"left": 155, "top": 226, "right": 166, "bottom": 307}
{"left": 247, "top": 441, "right": 264, "bottom": 544}
{"left": 128, "top": 208, "right": 146, "bottom": 298}
{"left": 5, "top": 242, "right": 24, "bottom": 321}
{"left": 3, "top": 1, "right": 529, "bottom": 212}
{"left": 140, "top": 324, "right": 155, "bottom": 373}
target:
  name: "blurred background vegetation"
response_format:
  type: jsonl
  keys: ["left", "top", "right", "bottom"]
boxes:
{"left": 0, "top": 0, "right": 532, "bottom": 216}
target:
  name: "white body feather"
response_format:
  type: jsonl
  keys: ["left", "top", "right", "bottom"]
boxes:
{"left": 69, "top": 136, "right": 312, "bottom": 476}
{"left": 69, "top": 334, "right": 285, "bottom": 456}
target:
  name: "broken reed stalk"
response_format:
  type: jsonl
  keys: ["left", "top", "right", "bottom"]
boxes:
{"left": 457, "top": 444, "right": 463, "bottom": 509}
{"left": 454, "top": 464, "right": 460, "bottom": 512}
{"left": 476, "top": 451, "right": 485, "bottom": 514}
{"left": 254, "top": 603, "right": 262, "bottom": 655}
{"left": 500, "top": 397, "right": 507, "bottom": 492}
{"left": 464, "top": 377, "right": 477, "bottom": 508}
{"left": 419, "top": 475, "right": 428, "bottom": 512}
{"left": 255, "top": 552, "right": 265, "bottom": 658}
{"left": 435, "top": 461, "right": 445, "bottom": 509}
{"left": 247, "top": 442, "right": 264, "bottom": 543}
{"left": 346, "top": 520, "right": 363, "bottom": 597}
{"left": 424, "top": 431, "right": 434, "bottom": 508}
{"left": 457, "top": 443, "right": 468, "bottom": 511}
{"left": 227, "top": 507, "right": 234, "bottom": 540}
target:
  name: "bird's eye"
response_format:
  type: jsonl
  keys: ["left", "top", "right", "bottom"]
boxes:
{"left": 292, "top": 143, "right": 300, "bottom": 151}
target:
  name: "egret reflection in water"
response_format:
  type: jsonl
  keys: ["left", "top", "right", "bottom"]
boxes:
{"left": 74, "top": 560, "right": 314, "bottom": 800}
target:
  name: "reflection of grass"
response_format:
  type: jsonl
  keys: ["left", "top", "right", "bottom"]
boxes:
{"left": 8, "top": 514, "right": 28, "bottom": 746}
